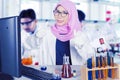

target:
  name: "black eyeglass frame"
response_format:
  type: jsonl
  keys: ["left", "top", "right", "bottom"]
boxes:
{"left": 20, "top": 19, "right": 35, "bottom": 26}
{"left": 53, "top": 10, "right": 68, "bottom": 17}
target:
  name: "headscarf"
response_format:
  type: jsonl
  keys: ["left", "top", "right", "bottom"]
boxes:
{"left": 51, "top": 0, "right": 81, "bottom": 42}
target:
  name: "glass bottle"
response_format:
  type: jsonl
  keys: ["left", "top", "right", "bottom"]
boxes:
{"left": 99, "top": 38, "right": 108, "bottom": 79}
{"left": 61, "top": 54, "right": 73, "bottom": 78}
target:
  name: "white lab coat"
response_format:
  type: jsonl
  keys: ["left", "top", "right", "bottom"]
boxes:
{"left": 83, "top": 22, "right": 117, "bottom": 44}
{"left": 42, "top": 29, "right": 95, "bottom": 65}
{"left": 21, "top": 23, "right": 47, "bottom": 65}
{"left": 82, "top": 22, "right": 115, "bottom": 52}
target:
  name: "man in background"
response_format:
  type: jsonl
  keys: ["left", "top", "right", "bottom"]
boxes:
{"left": 77, "top": 9, "right": 86, "bottom": 22}
{"left": 19, "top": 9, "right": 46, "bottom": 65}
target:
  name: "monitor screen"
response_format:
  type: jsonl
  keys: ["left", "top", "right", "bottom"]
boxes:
{"left": 0, "top": 16, "right": 21, "bottom": 79}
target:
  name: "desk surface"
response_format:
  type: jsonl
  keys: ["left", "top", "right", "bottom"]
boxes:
{"left": 14, "top": 65, "right": 81, "bottom": 80}
{"left": 14, "top": 55, "right": 120, "bottom": 80}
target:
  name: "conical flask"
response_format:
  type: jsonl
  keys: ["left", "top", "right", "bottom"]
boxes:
{"left": 61, "top": 54, "right": 73, "bottom": 78}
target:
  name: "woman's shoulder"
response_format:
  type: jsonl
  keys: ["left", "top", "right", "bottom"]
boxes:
{"left": 34, "top": 26, "right": 51, "bottom": 38}
{"left": 41, "top": 28, "right": 56, "bottom": 40}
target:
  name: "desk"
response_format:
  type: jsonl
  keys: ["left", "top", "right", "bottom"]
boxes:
{"left": 14, "top": 65, "right": 81, "bottom": 80}
{"left": 14, "top": 56, "right": 120, "bottom": 80}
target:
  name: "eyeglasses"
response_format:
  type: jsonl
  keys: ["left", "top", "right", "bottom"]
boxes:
{"left": 53, "top": 10, "right": 68, "bottom": 17}
{"left": 20, "top": 20, "right": 34, "bottom": 26}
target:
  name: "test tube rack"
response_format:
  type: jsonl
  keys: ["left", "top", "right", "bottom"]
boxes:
{"left": 80, "top": 63, "right": 120, "bottom": 80}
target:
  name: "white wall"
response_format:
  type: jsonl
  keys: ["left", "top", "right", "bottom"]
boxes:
{"left": 0, "top": 0, "right": 120, "bottom": 21}
{"left": 0, "top": 0, "right": 2, "bottom": 18}
{"left": 0, "top": 0, "right": 20, "bottom": 18}
{"left": 89, "top": 2, "right": 106, "bottom": 21}
{"left": 41, "top": 2, "right": 54, "bottom": 19}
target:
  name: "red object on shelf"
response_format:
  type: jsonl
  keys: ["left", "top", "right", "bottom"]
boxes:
{"left": 106, "top": 10, "right": 111, "bottom": 22}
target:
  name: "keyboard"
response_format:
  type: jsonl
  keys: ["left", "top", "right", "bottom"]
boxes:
{"left": 22, "top": 65, "right": 54, "bottom": 80}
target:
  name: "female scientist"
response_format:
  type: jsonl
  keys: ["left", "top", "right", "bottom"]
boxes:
{"left": 42, "top": 0, "right": 94, "bottom": 65}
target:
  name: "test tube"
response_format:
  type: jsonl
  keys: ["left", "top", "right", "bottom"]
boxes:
{"left": 92, "top": 56, "right": 96, "bottom": 80}
{"left": 108, "top": 51, "right": 115, "bottom": 79}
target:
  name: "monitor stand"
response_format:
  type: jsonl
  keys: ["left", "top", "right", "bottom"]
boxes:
{"left": 0, "top": 72, "right": 13, "bottom": 80}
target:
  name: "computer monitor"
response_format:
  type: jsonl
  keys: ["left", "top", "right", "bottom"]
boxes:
{"left": 0, "top": 16, "right": 21, "bottom": 79}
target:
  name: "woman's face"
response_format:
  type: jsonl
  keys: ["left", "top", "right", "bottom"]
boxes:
{"left": 54, "top": 5, "right": 69, "bottom": 26}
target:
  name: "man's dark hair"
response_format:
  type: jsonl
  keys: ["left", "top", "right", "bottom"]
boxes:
{"left": 77, "top": 10, "right": 85, "bottom": 22}
{"left": 19, "top": 9, "right": 36, "bottom": 20}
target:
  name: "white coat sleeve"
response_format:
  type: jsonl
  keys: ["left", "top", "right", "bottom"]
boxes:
{"left": 71, "top": 31, "right": 95, "bottom": 61}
